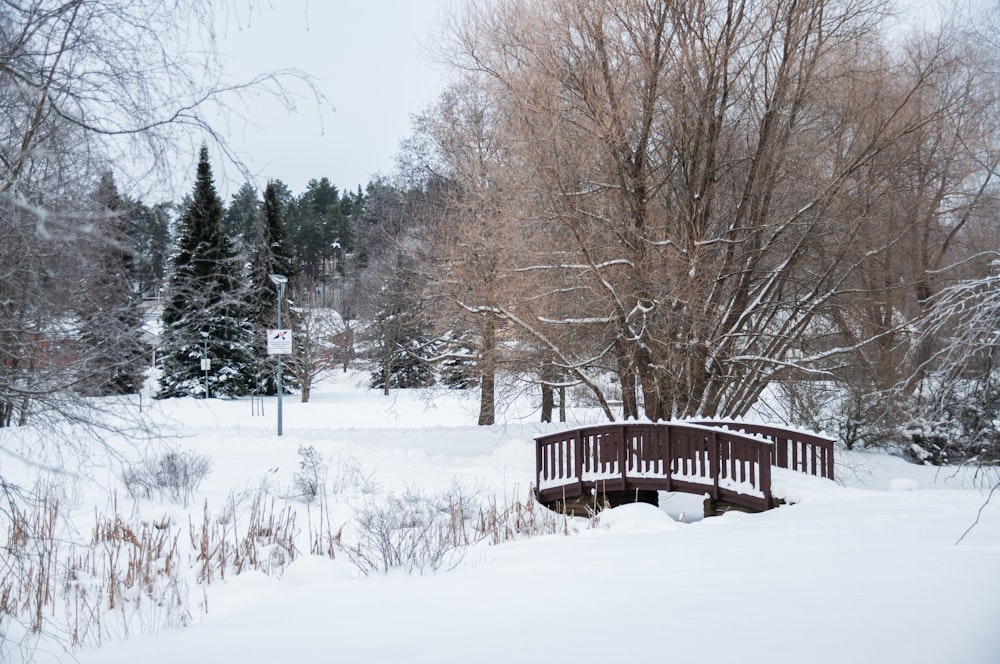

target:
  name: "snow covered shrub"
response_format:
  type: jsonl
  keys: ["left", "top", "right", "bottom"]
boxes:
{"left": 899, "top": 271, "right": 1000, "bottom": 465}
{"left": 433, "top": 330, "right": 478, "bottom": 389}
{"left": 292, "top": 445, "right": 328, "bottom": 504}
{"left": 73, "top": 513, "right": 191, "bottom": 644}
{"left": 345, "top": 483, "right": 481, "bottom": 575}
{"left": 773, "top": 380, "right": 900, "bottom": 451}
{"left": 120, "top": 449, "right": 212, "bottom": 507}
{"left": 475, "top": 490, "right": 572, "bottom": 543}
{"left": 903, "top": 382, "right": 1000, "bottom": 466}
{"left": 329, "top": 452, "right": 379, "bottom": 495}
{"left": 0, "top": 485, "right": 192, "bottom": 659}
{"left": 190, "top": 481, "right": 300, "bottom": 582}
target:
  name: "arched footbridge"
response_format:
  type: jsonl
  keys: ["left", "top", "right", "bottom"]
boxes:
{"left": 534, "top": 421, "right": 835, "bottom": 517}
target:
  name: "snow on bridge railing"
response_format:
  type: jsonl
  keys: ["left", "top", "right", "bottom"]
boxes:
{"left": 694, "top": 421, "right": 835, "bottom": 482}
{"left": 535, "top": 421, "right": 834, "bottom": 513}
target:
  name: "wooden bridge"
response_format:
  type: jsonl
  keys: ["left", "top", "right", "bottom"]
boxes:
{"left": 535, "top": 421, "right": 835, "bottom": 517}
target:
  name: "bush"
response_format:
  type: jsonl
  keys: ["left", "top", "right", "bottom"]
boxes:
{"left": 292, "top": 445, "right": 328, "bottom": 504}
{"left": 121, "top": 449, "right": 212, "bottom": 507}
{"left": 344, "top": 483, "right": 480, "bottom": 575}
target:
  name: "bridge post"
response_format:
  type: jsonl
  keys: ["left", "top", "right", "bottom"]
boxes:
{"left": 760, "top": 449, "right": 773, "bottom": 508}
{"left": 574, "top": 429, "right": 584, "bottom": 495}
{"left": 710, "top": 429, "right": 720, "bottom": 501}
{"left": 535, "top": 440, "right": 543, "bottom": 497}
{"left": 662, "top": 425, "right": 673, "bottom": 491}
{"left": 776, "top": 435, "right": 788, "bottom": 469}
{"left": 618, "top": 425, "right": 627, "bottom": 489}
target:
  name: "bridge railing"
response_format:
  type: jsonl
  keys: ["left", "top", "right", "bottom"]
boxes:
{"left": 535, "top": 422, "right": 834, "bottom": 512}
{"left": 694, "top": 421, "right": 835, "bottom": 481}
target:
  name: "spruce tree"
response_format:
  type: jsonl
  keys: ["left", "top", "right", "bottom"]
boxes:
{"left": 157, "top": 147, "right": 255, "bottom": 398}
{"left": 247, "top": 180, "right": 300, "bottom": 394}
{"left": 222, "top": 181, "right": 262, "bottom": 248}
{"left": 79, "top": 171, "right": 148, "bottom": 395}
{"left": 293, "top": 177, "right": 341, "bottom": 280}
{"left": 129, "top": 200, "right": 171, "bottom": 299}
{"left": 369, "top": 258, "right": 435, "bottom": 394}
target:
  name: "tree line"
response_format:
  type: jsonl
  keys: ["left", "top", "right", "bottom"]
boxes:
{"left": 3, "top": 0, "right": 1000, "bottom": 466}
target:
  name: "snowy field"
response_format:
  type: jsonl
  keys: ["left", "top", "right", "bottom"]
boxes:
{"left": 3, "top": 370, "right": 999, "bottom": 664}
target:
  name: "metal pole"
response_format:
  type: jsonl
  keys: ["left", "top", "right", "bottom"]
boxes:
{"left": 276, "top": 281, "right": 284, "bottom": 436}
{"left": 203, "top": 332, "right": 209, "bottom": 399}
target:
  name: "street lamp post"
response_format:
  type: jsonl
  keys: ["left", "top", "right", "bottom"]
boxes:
{"left": 269, "top": 274, "right": 288, "bottom": 436}
{"left": 200, "top": 330, "right": 209, "bottom": 398}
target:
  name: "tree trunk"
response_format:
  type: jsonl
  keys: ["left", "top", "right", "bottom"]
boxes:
{"left": 301, "top": 381, "right": 311, "bottom": 403}
{"left": 479, "top": 371, "right": 495, "bottom": 425}
{"left": 637, "top": 347, "right": 667, "bottom": 422}
{"left": 478, "top": 316, "right": 496, "bottom": 425}
{"left": 617, "top": 340, "right": 638, "bottom": 420}
{"left": 540, "top": 362, "right": 555, "bottom": 423}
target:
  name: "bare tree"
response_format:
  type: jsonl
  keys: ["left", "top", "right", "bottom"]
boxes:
{"left": 0, "top": 1, "right": 323, "bottom": 654}
{"left": 288, "top": 279, "right": 353, "bottom": 403}
{"left": 829, "top": 25, "right": 1000, "bottom": 398}
{"left": 403, "top": 85, "right": 526, "bottom": 425}
{"left": 430, "top": 0, "right": 998, "bottom": 423}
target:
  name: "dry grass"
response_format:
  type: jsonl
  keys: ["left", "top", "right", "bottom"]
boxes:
{"left": 1, "top": 474, "right": 579, "bottom": 656}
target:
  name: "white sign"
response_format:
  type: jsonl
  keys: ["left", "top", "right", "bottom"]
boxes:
{"left": 200, "top": 358, "right": 211, "bottom": 371}
{"left": 266, "top": 329, "right": 293, "bottom": 355}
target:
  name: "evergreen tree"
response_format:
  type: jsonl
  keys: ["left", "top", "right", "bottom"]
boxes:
{"left": 368, "top": 257, "right": 434, "bottom": 393}
{"left": 247, "top": 181, "right": 300, "bottom": 394}
{"left": 79, "top": 171, "right": 148, "bottom": 395}
{"left": 331, "top": 187, "right": 359, "bottom": 269}
{"left": 129, "top": 200, "right": 172, "bottom": 299}
{"left": 293, "top": 177, "right": 341, "bottom": 280}
{"left": 354, "top": 178, "right": 407, "bottom": 269}
{"left": 222, "top": 181, "right": 262, "bottom": 248}
{"left": 157, "top": 147, "right": 255, "bottom": 398}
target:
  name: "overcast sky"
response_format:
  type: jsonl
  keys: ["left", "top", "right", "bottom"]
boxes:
{"left": 201, "top": 0, "right": 960, "bottom": 201}
{"left": 212, "top": 0, "right": 457, "bottom": 198}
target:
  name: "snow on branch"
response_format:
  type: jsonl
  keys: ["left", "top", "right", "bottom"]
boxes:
{"left": 536, "top": 316, "right": 614, "bottom": 325}
{"left": 514, "top": 259, "right": 634, "bottom": 272}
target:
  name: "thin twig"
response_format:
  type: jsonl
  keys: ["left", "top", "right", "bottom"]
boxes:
{"left": 955, "top": 481, "right": 1000, "bottom": 545}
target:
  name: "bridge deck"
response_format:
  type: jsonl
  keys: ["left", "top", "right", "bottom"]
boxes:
{"left": 535, "top": 421, "right": 834, "bottom": 515}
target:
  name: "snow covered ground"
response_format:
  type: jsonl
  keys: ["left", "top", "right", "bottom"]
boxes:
{"left": 4, "top": 370, "right": 999, "bottom": 664}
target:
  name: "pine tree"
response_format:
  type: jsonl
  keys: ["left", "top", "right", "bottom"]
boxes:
{"left": 157, "top": 147, "right": 255, "bottom": 398}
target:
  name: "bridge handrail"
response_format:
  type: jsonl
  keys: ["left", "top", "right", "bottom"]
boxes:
{"left": 693, "top": 421, "right": 835, "bottom": 481}
{"left": 535, "top": 421, "right": 835, "bottom": 512}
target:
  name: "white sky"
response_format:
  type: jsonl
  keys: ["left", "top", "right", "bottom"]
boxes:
{"left": 198, "top": 0, "right": 966, "bottom": 201}
{"left": 212, "top": 0, "right": 457, "bottom": 198}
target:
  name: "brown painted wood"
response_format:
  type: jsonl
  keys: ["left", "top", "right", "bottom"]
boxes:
{"left": 535, "top": 422, "right": 834, "bottom": 515}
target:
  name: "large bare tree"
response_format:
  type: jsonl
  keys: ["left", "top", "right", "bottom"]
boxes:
{"left": 426, "top": 0, "right": 997, "bottom": 422}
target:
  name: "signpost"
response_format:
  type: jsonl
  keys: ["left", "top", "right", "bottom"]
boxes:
{"left": 266, "top": 329, "right": 293, "bottom": 355}
{"left": 268, "top": 274, "right": 289, "bottom": 436}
